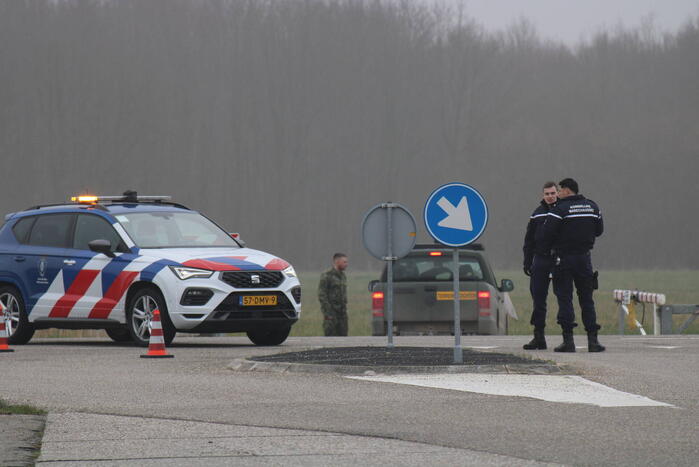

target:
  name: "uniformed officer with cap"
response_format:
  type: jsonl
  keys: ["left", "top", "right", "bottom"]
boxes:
{"left": 522, "top": 181, "right": 558, "bottom": 350}
{"left": 540, "top": 178, "right": 605, "bottom": 352}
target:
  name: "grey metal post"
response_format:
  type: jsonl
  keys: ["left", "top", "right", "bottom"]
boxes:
{"left": 653, "top": 303, "right": 660, "bottom": 336}
{"left": 453, "top": 247, "right": 462, "bottom": 363}
{"left": 386, "top": 204, "right": 394, "bottom": 349}
{"left": 618, "top": 304, "right": 625, "bottom": 335}
{"left": 660, "top": 306, "right": 673, "bottom": 334}
{"left": 618, "top": 290, "right": 630, "bottom": 335}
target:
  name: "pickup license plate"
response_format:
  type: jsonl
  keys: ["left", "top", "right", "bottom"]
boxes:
{"left": 239, "top": 295, "right": 278, "bottom": 306}
{"left": 436, "top": 291, "right": 476, "bottom": 301}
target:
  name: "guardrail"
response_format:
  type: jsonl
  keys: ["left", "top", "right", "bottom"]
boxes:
{"left": 657, "top": 304, "right": 699, "bottom": 334}
{"left": 613, "top": 289, "right": 665, "bottom": 335}
{"left": 614, "top": 289, "right": 699, "bottom": 335}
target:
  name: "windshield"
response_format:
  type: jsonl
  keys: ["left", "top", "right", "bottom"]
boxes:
{"left": 383, "top": 255, "right": 484, "bottom": 282}
{"left": 115, "top": 212, "right": 239, "bottom": 248}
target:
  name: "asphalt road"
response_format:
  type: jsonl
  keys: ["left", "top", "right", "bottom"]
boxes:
{"left": 1, "top": 334, "right": 697, "bottom": 466}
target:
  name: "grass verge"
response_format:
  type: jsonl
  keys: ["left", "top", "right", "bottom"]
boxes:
{"left": 31, "top": 269, "right": 699, "bottom": 338}
{"left": 292, "top": 269, "right": 699, "bottom": 337}
{"left": 0, "top": 399, "right": 46, "bottom": 415}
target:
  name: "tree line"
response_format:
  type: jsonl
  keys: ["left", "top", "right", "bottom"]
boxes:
{"left": 1, "top": 0, "right": 697, "bottom": 270}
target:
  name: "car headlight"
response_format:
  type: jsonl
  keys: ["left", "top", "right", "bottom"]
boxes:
{"left": 169, "top": 266, "right": 214, "bottom": 280}
{"left": 282, "top": 265, "right": 297, "bottom": 278}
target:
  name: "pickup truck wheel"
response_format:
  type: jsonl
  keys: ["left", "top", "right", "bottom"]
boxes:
{"left": 1, "top": 286, "right": 35, "bottom": 345}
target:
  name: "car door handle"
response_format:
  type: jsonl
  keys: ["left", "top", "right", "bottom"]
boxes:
{"left": 13, "top": 256, "right": 25, "bottom": 262}
{"left": 63, "top": 259, "right": 76, "bottom": 266}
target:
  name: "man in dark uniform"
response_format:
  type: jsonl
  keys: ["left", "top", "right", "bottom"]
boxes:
{"left": 540, "top": 178, "right": 605, "bottom": 352}
{"left": 522, "top": 181, "right": 558, "bottom": 350}
{"left": 317, "top": 253, "right": 349, "bottom": 336}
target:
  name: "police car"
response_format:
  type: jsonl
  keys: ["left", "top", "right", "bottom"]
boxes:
{"left": 0, "top": 192, "right": 301, "bottom": 346}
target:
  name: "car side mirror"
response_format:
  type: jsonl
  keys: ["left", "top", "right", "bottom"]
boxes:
{"left": 88, "top": 239, "right": 115, "bottom": 258}
{"left": 500, "top": 279, "right": 514, "bottom": 292}
{"left": 368, "top": 280, "right": 379, "bottom": 292}
{"left": 230, "top": 233, "right": 246, "bottom": 247}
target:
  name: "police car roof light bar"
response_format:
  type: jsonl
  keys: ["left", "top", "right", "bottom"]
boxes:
{"left": 70, "top": 191, "right": 173, "bottom": 204}
{"left": 23, "top": 192, "right": 188, "bottom": 213}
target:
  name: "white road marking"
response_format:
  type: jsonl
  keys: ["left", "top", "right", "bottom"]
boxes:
{"left": 466, "top": 346, "right": 499, "bottom": 350}
{"left": 348, "top": 374, "right": 675, "bottom": 408}
{"left": 648, "top": 345, "right": 680, "bottom": 349}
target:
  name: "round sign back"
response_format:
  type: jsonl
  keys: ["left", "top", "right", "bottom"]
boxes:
{"left": 361, "top": 203, "right": 417, "bottom": 260}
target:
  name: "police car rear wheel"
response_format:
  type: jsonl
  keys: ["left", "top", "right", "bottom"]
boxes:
{"left": 105, "top": 326, "right": 132, "bottom": 343}
{"left": 246, "top": 325, "right": 291, "bottom": 346}
{"left": 126, "top": 287, "right": 176, "bottom": 347}
{"left": 0, "top": 286, "right": 35, "bottom": 345}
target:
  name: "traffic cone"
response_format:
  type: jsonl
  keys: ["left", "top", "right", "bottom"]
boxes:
{"left": 140, "top": 309, "right": 173, "bottom": 358}
{"left": 0, "top": 303, "right": 14, "bottom": 353}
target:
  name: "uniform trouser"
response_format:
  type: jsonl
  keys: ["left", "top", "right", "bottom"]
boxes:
{"left": 552, "top": 253, "right": 601, "bottom": 333}
{"left": 323, "top": 309, "right": 348, "bottom": 336}
{"left": 529, "top": 254, "right": 554, "bottom": 330}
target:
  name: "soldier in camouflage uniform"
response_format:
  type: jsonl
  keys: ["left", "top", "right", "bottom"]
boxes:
{"left": 317, "top": 253, "right": 349, "bottom": 336}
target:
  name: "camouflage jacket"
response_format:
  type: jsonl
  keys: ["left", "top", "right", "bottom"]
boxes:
{"left": 317, "top": 268, "right": 347, "bottom": 314}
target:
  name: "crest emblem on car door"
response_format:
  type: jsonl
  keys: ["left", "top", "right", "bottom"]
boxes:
{"left": 36, "top": 257, "right": 49, "bottom": 285}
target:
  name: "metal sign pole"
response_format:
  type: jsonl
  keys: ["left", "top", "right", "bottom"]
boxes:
{"left": 361, "top": 201, "right": 416, "bottom": 349}
{"left": 422, "top": 182, "right": 487, "bottom": 363}
{"left": 386, "top": 259, "right": 394, "bottom": 348}
{"left": 453, "top": 247, "right": 462, "bottom": 363}
{"left": 385, "top": 203, "right": 395, "bottom": 349}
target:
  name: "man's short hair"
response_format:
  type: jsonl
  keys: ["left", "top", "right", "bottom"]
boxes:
{"left": 333, "top": 253, "right": 347, "bottom": 261}
{"left": 559, "top": 178, "right": 579, "bottom": 194}
{"left": 542, "top": 181, "right": 558, "bottom": 190}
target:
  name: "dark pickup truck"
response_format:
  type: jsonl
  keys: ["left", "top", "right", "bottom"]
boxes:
{"left": 369, "top": 244, "right": 514, "bottom": 336}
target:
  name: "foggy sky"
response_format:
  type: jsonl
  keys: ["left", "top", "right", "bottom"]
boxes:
{"left": 459, "top": 0, "right": 699, "bottom": 45}
{"left": 0, "top": 0, "right": 697, "bottom": 272}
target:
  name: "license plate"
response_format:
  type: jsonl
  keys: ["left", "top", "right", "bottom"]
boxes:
{"left": 239, "top": 295, "right": 278, "bottom": 306}
{"left": 436, "top": 291, "right": 476, "bottom": 301}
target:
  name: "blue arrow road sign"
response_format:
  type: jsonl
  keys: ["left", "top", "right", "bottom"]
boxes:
{"left": 424, "top": 183, "right": 488, "bottom": 247}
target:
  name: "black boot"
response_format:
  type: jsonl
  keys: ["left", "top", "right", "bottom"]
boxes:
{"left": 523, "top": 329, "right": 547, "bottom": 350}
{"left": 554, "top": 331, "right": 576, "bottom": 352}
{"left": 587, "top": 331, "right": 606, "bottom": 352}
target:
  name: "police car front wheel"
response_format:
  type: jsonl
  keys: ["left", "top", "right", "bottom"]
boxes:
{"left": 246, "top": 325, "right": 291, "bottom": 346}
{"left": 0, "top": 285, "right": 35, "bottom": 345}
{"left": 126, "top": 287, "right": 176, "bottom": 347}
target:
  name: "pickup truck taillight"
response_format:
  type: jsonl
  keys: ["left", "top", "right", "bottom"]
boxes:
{"left": 478, "top": 291, "right": 491, "bottom": 315}
{"left": 372, "top": 292, "right": 384, "bottom": 317}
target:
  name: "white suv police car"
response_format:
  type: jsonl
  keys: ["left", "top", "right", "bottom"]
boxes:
{"left": 0, "top": 192, "right": 301, "bottom": 346}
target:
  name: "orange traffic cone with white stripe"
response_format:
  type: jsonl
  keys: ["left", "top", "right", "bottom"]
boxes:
{"left": 140, "top": 309, "right": 173, "bottom": 358}
{"left": 0, "top": 303, "right": 14, "bottom": 353}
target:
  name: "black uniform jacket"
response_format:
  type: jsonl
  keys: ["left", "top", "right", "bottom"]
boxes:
{"left": 539, "top": 194, "right": 603, "bottom": 255}
{"left": 523, "top": 199, "right": 552, "bottom": 269}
